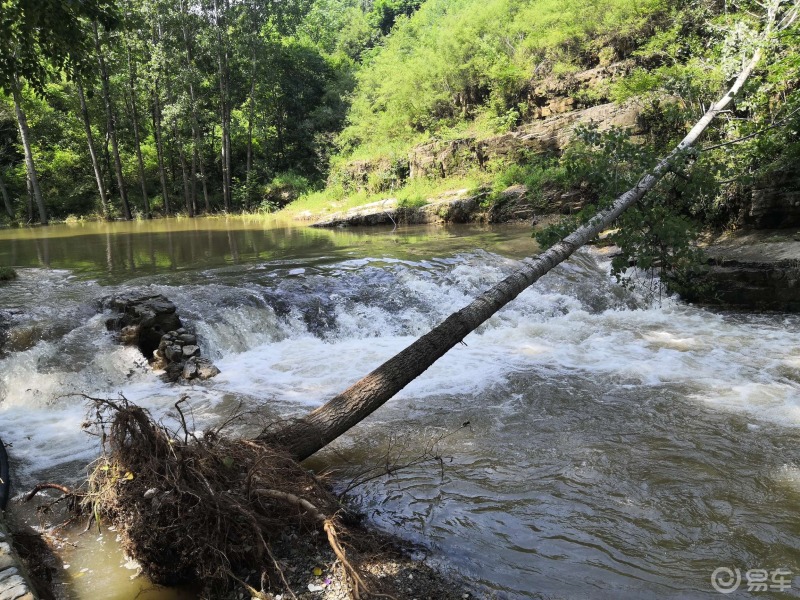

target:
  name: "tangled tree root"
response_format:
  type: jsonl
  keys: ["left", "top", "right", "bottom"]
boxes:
{"left": 75, "top": 396, "right": 375, "bottom": 598}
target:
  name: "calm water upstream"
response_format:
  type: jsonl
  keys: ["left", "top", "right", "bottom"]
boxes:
{"left": 1, "top": 217, "right": 799, "bottom": 599}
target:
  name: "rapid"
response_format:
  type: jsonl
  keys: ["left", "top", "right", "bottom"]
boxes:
{"left": 1, "top": 217, "right": 799, "bottom": 599}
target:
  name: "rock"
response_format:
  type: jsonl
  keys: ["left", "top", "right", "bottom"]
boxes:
{"left": 0, "top": 312, "right": 10, "bottom": 358}
{"left": 196, "top": 359, "right": 220, "bottom": 380}
{"left": 105, "top": 294, "right": 182, "bottom": 358}
{"left": 118, "top": 325, "right": 140, "bottom": 345}
{"left": 740, "top": 169, "right": 800, "bottom": 229}
{"left": 164, "top": 344, "right": 183, "bottom": 362}
{"left": 408, "top": 100, "right": 641, "bottom": 180}
{"left": 163, "top": 362, "right": 184, "bottom": 382}
{"left": 181, "top": 345, "right": 200, "bottom": 358}
{"left": 681, "top": 230, "right": 800, "bottom": 311}
{"left": 181, "top": 361, "right": 198, "bottom": 380}
{"left": 178, "top": 333, "right": 197, "bottom": 345}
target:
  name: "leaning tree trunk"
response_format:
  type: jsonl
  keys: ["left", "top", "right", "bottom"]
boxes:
{"left": 12, "top": 77, "right": 47, "bottom": 225}
{"left": 265, "top": 8, "right": 777, "bottom": 462}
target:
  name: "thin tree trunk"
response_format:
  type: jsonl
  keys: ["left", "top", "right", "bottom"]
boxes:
{"left": 245, "top": 45, "right": 256, "bottom": 210}
{"left": 77, "top": 80, "right": 111, "bottom": 219}
{"left": 175, "top": 132, "right": 193, "bottom": 216}
{"left": 25, "top": 172, "right": 33, "bottom": 223}
{"left": 180, "top": 0, "right": 200, "bottom": 215}
{"left": 265, "top": 11, "right": 775, "bottom": 462}
{"left": 12, "top": 78, "right": 47, "bottom": 225}
{"left": 94, "top": 21, "right": 132, "bottom": 220}
{"left": 214, "top": 0, "right": 231, "bottom": 211}
{"left": 152, "top": 87, "right": 171, "bottom": 216}
{"left": 0, "top": 170, "right": 13, "bottom": 219}
{"left": 127, "top": 45, "right": 151, "bottom": 219}
{"left": 199, "top": 130, "right": 210, "bottom": 213}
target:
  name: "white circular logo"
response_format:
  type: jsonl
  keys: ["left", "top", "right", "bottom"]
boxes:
{"left": 711, "top": 567, "right": 742, "bottom": 594}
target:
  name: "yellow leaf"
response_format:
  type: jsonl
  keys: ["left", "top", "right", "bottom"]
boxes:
{"left": 124, "top": 471, "right": 134, "bottom": 481}
{"left": 312, "top": 567, "right": 322, "bottom": 577}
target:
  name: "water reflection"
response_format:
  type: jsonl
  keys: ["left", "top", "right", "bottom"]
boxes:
{"left": 0, "top": 217, "right": 536, "bottom": 284}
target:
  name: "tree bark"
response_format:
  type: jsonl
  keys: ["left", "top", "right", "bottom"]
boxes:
{"left": 180, "top": 0, "right": 202, "bottom": 215}
{"left": 127, "top": 45, "right": 151, "bottom": 219}
{"left": 77, "top": 79, "right": 111, "bottom": 219}
{"left": 25, "top": 171, "right": 33, "bottom": 223}
{"left": 199, "top": 130, "right": 210, "bottom": 213}
{"left": 214, "top": 0, "right": 232, "bottom": 212}
{"left": 0, "top": 169, "right": 13, "bottom": 219}
{"left": 11, "top": 77, "right": 47, "bottom": 225}
{"left": 94, "top": 21, "right": 132, "bottom": 220}
{"left": 264, "top": 15, "right": 774, "bottom": 462}
{"left": 152, "top": 87, "right": 171, "bottom": 216}
{"left": 245, "top": 44, "right": 257, "bottom": 210}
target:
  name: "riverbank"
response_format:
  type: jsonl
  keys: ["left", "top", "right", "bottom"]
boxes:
{"left": 0, "top": 519, "right": 38, "bottom": 600}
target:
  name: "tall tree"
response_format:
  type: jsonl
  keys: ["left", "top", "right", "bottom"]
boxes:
{"left": 0, "top": 169, "right": 13, "bottom": 219}
{"left": 94, "top": 20, "right": 132, "bottom": 220}
{"left": 126, "top": 42, "right": 151, "bottom": 218}
{"left": 11, "top": 78, "right": 47, "bottom": 224}
{"left": 213, "top": 0, "right": 232, "bottom": 211}
{"left": 76, "top": 79, "right": 111, "bottom": 219}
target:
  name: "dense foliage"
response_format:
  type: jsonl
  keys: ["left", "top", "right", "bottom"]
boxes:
{"left": 0, "top": 0, "right": 389, "bottom": 222}
{"left": 1, "top": 0, "right": 798, "bottom": 238}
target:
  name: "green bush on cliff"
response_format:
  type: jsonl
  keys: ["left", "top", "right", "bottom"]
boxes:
{"left": 339, "top": 0, "right": 669, "bottom": 159}
{"left": 534, "top": 124, "right": 720, "bottom": 295}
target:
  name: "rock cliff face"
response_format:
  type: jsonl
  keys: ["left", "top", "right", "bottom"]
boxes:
{"left": 692, "top": 231, "right": 800, "bottom": 312}
{"left": 409, "top": 100, "right": 641, "bottom": 181}
{"left": 738, "top": 170, "right": 800, "bottom": 229}
{"left": 335, "top": 62, "right": 639, "bottom": 193}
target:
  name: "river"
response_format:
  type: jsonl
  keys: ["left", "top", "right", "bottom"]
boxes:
{"left": 1, "top": 217, "right": 799, "bottom": 599}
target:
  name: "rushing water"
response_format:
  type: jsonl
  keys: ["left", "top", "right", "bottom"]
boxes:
{"left": 1, "top": 217, "right": 799, "bottom": 599}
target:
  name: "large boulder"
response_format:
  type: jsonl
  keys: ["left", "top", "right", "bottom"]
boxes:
{"left": 104, "top": 294, "right": 182, "bottom": 359}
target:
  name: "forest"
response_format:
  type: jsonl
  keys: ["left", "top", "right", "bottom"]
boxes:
{"left": 2, "top": 2, "right": 800, "bottom": 599}
{"left": 1, "top": 0, "right": 798, "bottom": 233}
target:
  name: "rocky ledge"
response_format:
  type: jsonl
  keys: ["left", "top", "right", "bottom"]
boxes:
{"left": 308, "top": 184, "right": 586, "bottom": 228}
{"left": 688, "top": 229, "right": 800, "bottom": 312}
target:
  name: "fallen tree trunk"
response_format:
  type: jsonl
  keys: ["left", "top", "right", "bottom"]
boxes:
{"left": 265, "top": 2, "right": 783, "bottom": 462}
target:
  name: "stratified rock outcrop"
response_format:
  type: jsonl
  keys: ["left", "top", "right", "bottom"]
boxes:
{"left": 687, "top": 231, "right": 800, "bottom": 311}
{"left": 739, "top": 170, "right": 800, "bottom": 230}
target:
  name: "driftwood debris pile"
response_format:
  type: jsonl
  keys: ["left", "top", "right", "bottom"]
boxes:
{"left": 75, "top": 397, "right": 372, "bottom": 598}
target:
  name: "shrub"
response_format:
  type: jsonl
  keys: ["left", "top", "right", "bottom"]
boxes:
{"left": 0, "top": 267, "right": 18, "bottom": 281}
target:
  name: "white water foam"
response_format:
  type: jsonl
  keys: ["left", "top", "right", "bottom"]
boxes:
{"left": 2, "top": 250, "right": 799, "bottom": 484}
